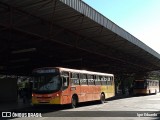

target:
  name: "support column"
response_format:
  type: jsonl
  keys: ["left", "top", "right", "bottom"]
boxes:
{"left": 115, "top": 74, "right": 135, "bottom": 95}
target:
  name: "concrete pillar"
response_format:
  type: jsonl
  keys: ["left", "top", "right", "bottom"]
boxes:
{"left": 115, "top": 74, "right": 135, "bottom": 95}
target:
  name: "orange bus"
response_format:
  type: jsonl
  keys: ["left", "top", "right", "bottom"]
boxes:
{"left": 133, "top": 79, "right": 159, "bottom": 95}
{"left": 32, "top": 67, "right": 115, "bottom": 108}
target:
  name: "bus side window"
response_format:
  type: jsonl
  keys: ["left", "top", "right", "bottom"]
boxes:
{"left": 107, "top": 77, "right": 111, "bottom": 86}
{"left": 152, "top": 81, "right": 154, "bottom": 86}
{"left": 110, "top": 77, "right": 113, "bottom": 85}
{"left": 95, "top": 75, "right": 101, "bottom": 85}
{"left": 80, "top": 74, "right": 87, "bottom": 85}
{"left": 71, "top": 73, "right": 79, "bottom": 86}
{"left": 101, "top": 76, "right": 107, "bottom": 85}
{"left": 112, "top": 77, "right": 114, "bottom": 85}
{"left": 88, "top": 75, "right": 94, "bottom": 85}
{"left": 61, "top": 71, "right": 69, "bottom": 89}
{"left": 156, "top": 82, "right": 158, "bottom": 86}
{"left": 63, "top": 77, "right": 68, "bottom": 86}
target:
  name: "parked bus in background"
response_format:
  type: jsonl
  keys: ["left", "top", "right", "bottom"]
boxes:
{"left": 32, "top": 67, "right": 115, "bottom": 108}
{"left": 133, "top": 79, "right": 159, "bottom": 95}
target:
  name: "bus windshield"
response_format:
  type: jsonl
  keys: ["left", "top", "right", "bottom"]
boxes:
{"left": 32, "top": 74, "right": 61, "bottom": 93}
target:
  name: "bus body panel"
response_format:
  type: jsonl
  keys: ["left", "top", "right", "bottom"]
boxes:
{"left": 70, "top": 85, "right": 81, "bottom": 101}
{"left": 105, "top": 85, "right": 115, "bottom": 98}
{"left": 32, "top": 91, "right": 61, "bottom": 105}
{"left": 84, "top": 86, "right": 91, "bottom": 102}
{"left": 32, "top": 67, "right": 115, "bottom": 106}
{"left": 61, "top": 87, "right": 71, "bottom": 104}
{"left": 133, "top": 88, "right": 147, "bottom": 95}
{"left": 92, "top": 85, "right": 101, "bottom": 100}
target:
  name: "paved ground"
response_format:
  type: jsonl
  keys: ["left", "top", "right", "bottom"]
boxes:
{"left": 1, "top": 93, "right": 160, "bottom": 120}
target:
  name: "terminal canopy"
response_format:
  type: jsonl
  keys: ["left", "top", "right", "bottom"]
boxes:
{"left": 0, "top": 0, "right": 160, "bottom": 75}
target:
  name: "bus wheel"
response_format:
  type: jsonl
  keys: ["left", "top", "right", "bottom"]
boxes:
{"left": 71, "top": 95, "right": 77, "bottom": 108}
{"left": 100, "top": 93, "right": 105, "bottom": 104}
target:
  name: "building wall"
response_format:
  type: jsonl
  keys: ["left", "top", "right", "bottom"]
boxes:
{"left": 0, "top": 77, "right": 17, "bottom": 102}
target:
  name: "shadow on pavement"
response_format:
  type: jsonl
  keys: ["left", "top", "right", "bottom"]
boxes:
{"left": 2, "top": 93, "right": 159, "bottom": 119}
{"left": 11, "top": 100, "right": 103, "bottom": 113}
{"left": 106, "top": 93, "right": 158, "bottom": 101}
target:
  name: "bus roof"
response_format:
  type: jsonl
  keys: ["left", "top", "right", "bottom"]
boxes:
{"left": 146, "top": 79, "right": 159, "bottom": 82}
{"left": 33, "top": 67, "right": 114, "bottom": 76}
{"left": 135, "top": 79, "right": 159, "bottom": 82}
{"left": 57, "top": 67, "right": 114, "bottom": 76}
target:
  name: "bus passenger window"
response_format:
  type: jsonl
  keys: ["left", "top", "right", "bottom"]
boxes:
{"left": 61, "top": 76, "right": 69, "bottom": 90}
{"left": 80, "top": 74, "right": 87, "bottom": 85}
{"left": 112, "top": 77, "right": 114, "bottom": 85}
{"left": 101, "top": 76, "right": 107, "bottom": 85}
{"left": 156, "top": 82, "right": 158, "bottom": 86}
{"left": 107, "top": 77, "right": 111, "bottom": 86}
{"left": 63, "top": 77, "right": 68, "bottom": 87}
{"left": 71, "top": 73, "right": 79, "bottom": 85}
{"left": 95, "top": 76, "right": 101, "bottom": 85}
{"left": 88, "top": 75, "right": 94, "bottom": 85}
{"left": 61, "top": 71, "right": 69, "bottom": 89}
{"left": 110, "top": 77, "right": 113, "bottom": 85}
{"left": 152, "top": 82, "right": 154, "bottom": 86}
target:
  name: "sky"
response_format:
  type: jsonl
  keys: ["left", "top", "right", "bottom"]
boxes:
{"left": 83, "top": 0, "right": 160, "bottom": 54}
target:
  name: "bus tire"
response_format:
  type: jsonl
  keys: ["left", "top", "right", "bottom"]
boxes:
{"left": 70, "top": 95, "right": 78, "bottom": 108}
{"left": 100, "top": 93, "right": 105, "bottom": 104}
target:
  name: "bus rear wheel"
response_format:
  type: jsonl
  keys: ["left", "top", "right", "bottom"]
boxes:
{"left": 100, "top": 93, "right": 105, "bottom": 104}
{"left": 70, "top": 95, "right": 78, "bottom": 108}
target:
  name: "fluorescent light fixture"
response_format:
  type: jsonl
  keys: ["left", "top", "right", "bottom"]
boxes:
{"left": 11, "top": 65, "right": 25, "bottom": 69}
{"left": 11, "top": 48, "right": 36, "bottom": 54}
{"left": 62, "top": 58, "right": 82, "bottom": 63}
{"left": 92, "top": 64, "right": 109, "bottom": 67}
{"left": 10, "top": 58, "right": 30, "bottom": 63}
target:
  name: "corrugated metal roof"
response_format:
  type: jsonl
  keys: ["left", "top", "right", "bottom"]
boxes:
{"left": 0, "top": 0, "right": 160, "bottom": 74}
{"left": 60, "top": 0, "right": 160, "bottom": 59}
